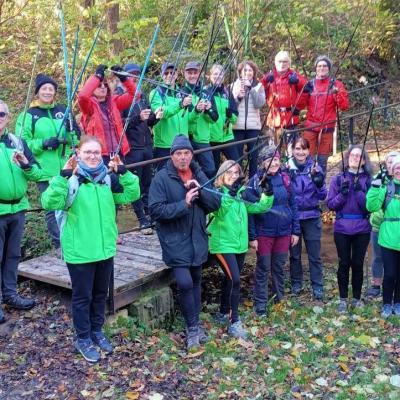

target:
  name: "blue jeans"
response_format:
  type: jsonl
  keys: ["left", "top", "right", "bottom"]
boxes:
{"left": 289, "top": 217, "right": 324, "bottom": 290}
{"left": 210, "top": 141, "right": 240, "bottom": 172}
{"left": 233, "top": 129, "right": 260, "bottom": 178}
{"left": 191, "top": 141, "right": 216, "bottom": 179}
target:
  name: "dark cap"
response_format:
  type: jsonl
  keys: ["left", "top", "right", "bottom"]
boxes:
{"left": 184, "top": 61, "right": 201, "bottom": 71}
{"left": 161, "top": 62, "right": 175, "bottom": 75}
{"left": 124, "top": 63, "right": 141, "bottom": 74}
{"left": 314, "top": 55, "right": 332, "bottom": 71}
{"left": 35, "top": 74, "right": 57, "bottom": 94}
{"left": 170, "top": 134, "right": 193, "bottom": 154}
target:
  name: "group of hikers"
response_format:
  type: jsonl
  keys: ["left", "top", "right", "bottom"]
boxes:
{"left": 1, "top": 48, "right": 399, "bottom": 363}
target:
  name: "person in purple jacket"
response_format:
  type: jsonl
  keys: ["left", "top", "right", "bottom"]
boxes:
{"left": 245, "top": 146, "right": 300, "bottom": 315}
{"left": 286, "top": 137, "right": 327, "bottom": 299}
{"left": 327, "top": 145, "right": 372, "bottom": 313}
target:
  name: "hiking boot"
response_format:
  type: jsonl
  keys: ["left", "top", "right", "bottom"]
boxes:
{"left": 393, "top": 303, "right": 400, "bottom": 316}
{"left": 291, "top": 283, "right": 303, "bottom": 296}
{"left": 74, "top": 338, "right": 101, "bottom": 363}
{"left": 228, "top": 320, "right": 248, "bottom": 339}
{"left": 313, "top": 288, "right": 324, "bottom": 301}
{"left": 91, "top": 331, "right": 113, "bottom": 354}
{"left": 3, "top": 295, "right": 36, "bottom": 310}
{"left": 0, "top": 306, "right": 5, "bottom": 324}
{"left": 337, "top": 299, "right": 348, "bottom": 314}
{"left": 198, "top": 325, "right": 209, "bottom": 344}
{"left": 381, "top": 304, "right": 393, "bottom": 319}
{"left": 255, "top": 308, "right": 267, "bottom": 317}
{"left": 186, "top": 326, "right": 200, "bottom": 351}
{"left": 351, "top": 298, "right": 364, "bottom": 309}
{"left": 213, "top": 312, "right": 229, "bottom": 324}
{"left": 139, "top": 220, "right": 153, "bottom": 235}
{"left": 366, "top": 285, "right": 381, "bottom": 298}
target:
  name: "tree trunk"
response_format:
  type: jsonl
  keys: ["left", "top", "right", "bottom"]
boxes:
{"left": 107, "top": 3, "right": 122, "bottom": 56}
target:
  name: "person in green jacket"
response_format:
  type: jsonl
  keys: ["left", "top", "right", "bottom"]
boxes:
{"left": 207, "top": 64, "right": 240, "bottom": 171}
{"left": 208, "top": 159, "right": 273, "bottom": 338}
{"left": 184, "top": 61, "right": 219, "bottom": 179}
{"left": 366, "top": 155, "right": 400, "bottom": 318}
{"left": 367, "top": 150, "right": 400, "bottom": 298}
{"left": 149, "top": 62, "right": 193, "bottom": 170}
{"left": 41, "top": 135, "right": 140, "bottom": 363}
{"left": 15, "top": 74, "right": 80, "bottom": 250}
{"left": 0, "top": 100, "right": 43, "bottom": 323}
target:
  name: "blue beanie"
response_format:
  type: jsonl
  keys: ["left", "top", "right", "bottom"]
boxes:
{"left": 170, "top": 134, "right": 193, "bottom": 154}
{"left": 124, "top": 63, "right": 141, "bottom": 74}
{"left": 35, "top": 74, "right": 57, "bottom": 94}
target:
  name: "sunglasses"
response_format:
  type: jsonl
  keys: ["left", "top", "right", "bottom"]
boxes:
{"left": 0, "top": 112, "right": 8, "bottom": 118}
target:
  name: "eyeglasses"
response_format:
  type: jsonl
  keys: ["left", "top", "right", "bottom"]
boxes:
{"left": 98, "top": 83, "right": 108, "bottom": 88}
{"left": 82, "top": 150, "right": 102, "bottom": 157}
{"left": 0, "top": 112, "right": 8, "bottom": 118}
{"left": 226, "top": 170, "right": 240, "bottom": 176}
{"left": 163, "top": 71, "right": 175, "bottom": 76}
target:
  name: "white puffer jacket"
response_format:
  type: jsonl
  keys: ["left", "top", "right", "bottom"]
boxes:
{"left": 232, "top": 79, "right": 265, "bottom": 130}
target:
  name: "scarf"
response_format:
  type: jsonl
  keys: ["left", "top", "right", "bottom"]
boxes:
{"left": 77, "top": 160, "right": 108, "bottom": 183}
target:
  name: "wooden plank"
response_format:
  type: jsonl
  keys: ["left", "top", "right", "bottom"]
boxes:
{"left": 117, "top": 244, "right": 163, "bottom": 260}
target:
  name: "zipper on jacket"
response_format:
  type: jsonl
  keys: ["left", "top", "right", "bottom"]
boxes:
{"left": 4, "top": 143, "right": 18, "bottom": 205}
{"left": 95, "top": 185, "right": 106, "bottom": 257}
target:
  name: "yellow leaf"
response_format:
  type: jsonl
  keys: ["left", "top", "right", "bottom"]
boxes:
{"left": 338, "top": 362, "right": 349, "bottom": 373}
{"left": 126, "top": 392, "right": 140, "bottom": 400}
{"left": 243, "top": 299, "right": 253, "bottom": 307}
{"left": 294, "top": 367, "right": 302, "bottom": 375}
{"left": 292, "top": 392, "right": 302, "bottom": 399}
{"left": 185, "top": 349, "right": 205, "bottom": 358}
{"left": 326, "top": 334, "right": 334, "bottom": 343}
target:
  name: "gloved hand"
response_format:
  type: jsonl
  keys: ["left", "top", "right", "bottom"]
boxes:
{"left": 376, "top": 168, "right": 389, "bottom": 183}
{"left": 288, "top": 72, "right": 299, "bottom": 85}
{"left": 260, "top": 174, "right": 273, "bottom": 196}
{"left": 303, "top": 81, "right": 314, "bottom": 94}
{"left": 228, "top": 175, "right": 245, "bottom": 197}
{"left": 340, "top": 180, "right": 350, "bottom": 195}
{"left": 264, "top": 73, "right": 274, "bottom": 84}
{"left": 311, "top": 170, "right": 324, "bottom": 188}
{"left": 116, "top": 164, "right": 128, "bottom": 174}
{"left": 42, "top": 137, "right": 60, "bottom": 150}
{"left": 95, "top": 64, "right": 108, "bottom": 81}
{"left": 353, "top": 180, "right": 363, "bottom": 191}
{"left": 111, "top": 65, "right": 127, "bottom": 82}
{"left": 226, "top": 108, "right": 233, "bottom": 118}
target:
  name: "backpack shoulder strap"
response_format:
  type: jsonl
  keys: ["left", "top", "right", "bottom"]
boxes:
{"left": 383, "top": 180, "right": 395, "bottom": 210}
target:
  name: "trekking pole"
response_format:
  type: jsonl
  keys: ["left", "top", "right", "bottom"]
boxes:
{"left": 113, "top": 24, "right": 160, "bottom": 156}
{"left": 370, "top": 117, "right": 384, "bottom": 173}
{"left": 336, "top": 105, "right": 346, "bottom": 176}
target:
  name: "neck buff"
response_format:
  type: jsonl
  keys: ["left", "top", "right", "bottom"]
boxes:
{"left": 77, "top": 159, "right": 108, "bottom": 183}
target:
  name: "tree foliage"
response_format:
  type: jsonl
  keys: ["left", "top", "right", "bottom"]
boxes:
{"left": 0, "top": 0, "right": 398, "bottom": 115}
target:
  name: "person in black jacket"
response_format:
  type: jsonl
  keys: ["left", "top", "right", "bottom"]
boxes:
{"left": 148, "top": 134, "right": 220, "bottom": 350}
{"left": 121, "top": 63, "right": 163, "bottom": 233}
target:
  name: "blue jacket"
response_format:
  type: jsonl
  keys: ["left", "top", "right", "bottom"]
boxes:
{"left": 327, "top": 170, "right": 371, "bottom": 235}
{"left": 246, "top": 170, "right": 300, "bottom": 240}
{"left": 148, "top": 160, "right": 221, "bottom": 267}
{"left": 285, "top": 157, "right": 327, "bottom": 220}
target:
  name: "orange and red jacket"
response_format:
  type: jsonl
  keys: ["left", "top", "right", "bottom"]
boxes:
{"left": 78, "top": 75, "right": 137, "bottom": 156}
{"left": 300, "top": 77, "right": 349, "bottom": 132}
{"left": 261, "top": 68, "right": 307, "bottom": 129}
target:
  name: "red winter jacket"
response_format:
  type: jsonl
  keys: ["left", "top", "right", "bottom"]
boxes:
{"left": 261, "top": 68, "right": 307, "bottom": 128}
{"left": 301, "top": 77, "right": 349, "bottom": 132}
{"left": 78, "top": 75, "right": 137, "bottom": 156}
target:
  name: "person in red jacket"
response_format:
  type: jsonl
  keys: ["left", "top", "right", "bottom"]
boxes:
{"left": 261, "top": 51, "right": 307, "bottom": 149}
{"left": 300, "top": 55, "right": 349, "bottom": 173}
{"left": 78, "top": 65, "right": 136, "bottom": 161}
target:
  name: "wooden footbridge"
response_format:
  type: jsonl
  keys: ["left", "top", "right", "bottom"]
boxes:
{"left": 18, "top": 231, "right": 171, "bottom": 312}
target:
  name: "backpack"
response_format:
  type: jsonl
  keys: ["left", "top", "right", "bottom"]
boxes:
{"left": 55, "top": 174, "right": 112, "bottom": 235}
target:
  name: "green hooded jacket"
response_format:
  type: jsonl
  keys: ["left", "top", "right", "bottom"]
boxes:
{"left": 366, "top": 179, "right": 400, "bottom": 251}
{"left": 209, "top": 87, "right": 237, "bottom": 143}
{"left": 15, "top": 103, "right": 79, "bottom": 181}
{"left": 149, "top": 87, "right": 189, "bottom": 148}
{"left": 41, "top": 171, "right": 140, "bottom": 264}
{"left": 0, "top": 133, "right": 43, "bottom": 216}
{"left": 208, "top": 186, "right": 274, "bottom": 254}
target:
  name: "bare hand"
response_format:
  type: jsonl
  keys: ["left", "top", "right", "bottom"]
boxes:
{"left": 291, "top": 235, "right": 299, "bottom": 247}
{"left": 331, "top": 86, "right": 339, "bottom": 94}
{"left": 184, "top": 179, "right": 200, "bottom": 190}
{"left": 182, "top": 95, "right": 192, "bottom": 107}
{"left": 204, "top": 100, "right": 212, "bottom": 110}
{"left": 12, "top": 152, "right": 29, "bottom": 168}
{"left": 62, "top": 154, "right": 78, "bottom": 173}
{"left": 249, "top": 240, "right": 258, "bottom": 252}
{"left": 185, "top": 187, "right": 199, "bottom": 207}
{"left": 155, "top": 107, "right": 164, "bottom": 119}
{"left": 196, "top": 101, "right": 207, "bottom": 112}
{"left": 108, "top": 154, "right": 123, "bottom": 173}
{"left": 140, "top": 109, "right": 151, "bottom": 121}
